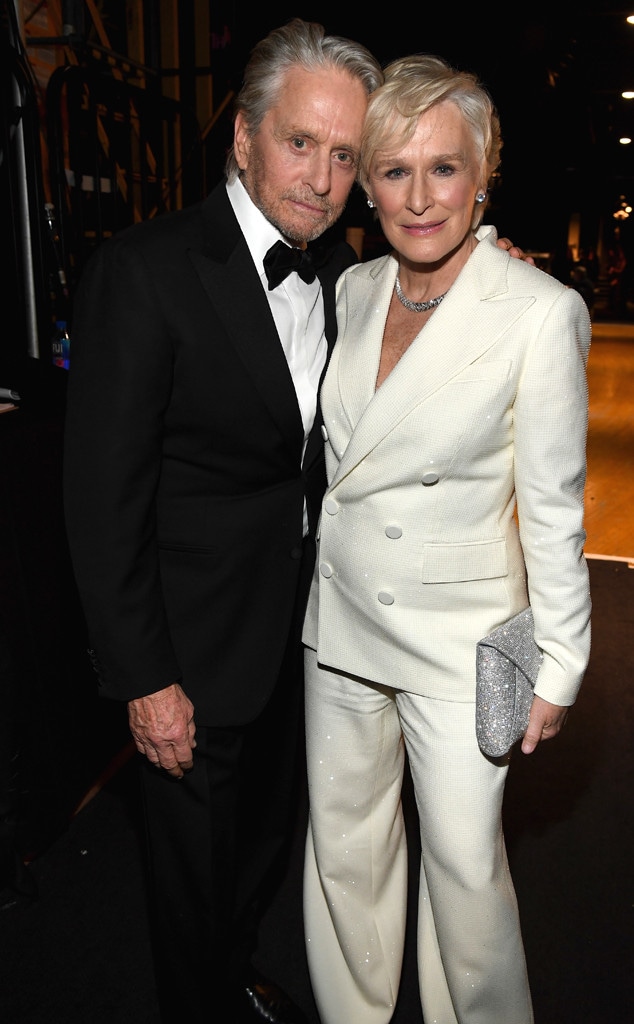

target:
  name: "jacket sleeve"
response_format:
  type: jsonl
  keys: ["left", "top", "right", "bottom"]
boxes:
{"left": 513, "top": 285, "right": 592, "bottom": 706}
{"left": 63, "top": 236, "right": 182, "bottom": 702}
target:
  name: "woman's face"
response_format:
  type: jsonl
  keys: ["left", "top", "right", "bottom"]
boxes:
{"left": 367, "top": 100, "right": 486, "bottom": 268}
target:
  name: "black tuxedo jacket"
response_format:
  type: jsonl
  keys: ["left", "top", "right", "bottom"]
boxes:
{"left": 63, "top": 181, "right": 357, "bottom": 725}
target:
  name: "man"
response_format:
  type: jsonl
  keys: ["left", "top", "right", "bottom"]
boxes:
{"left": 63, "top": 18, "right": 525, "bottom": 1024}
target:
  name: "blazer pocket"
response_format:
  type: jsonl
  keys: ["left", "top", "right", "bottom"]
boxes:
{"left": 421, "top": 538, "right": 508, "bottom": 583}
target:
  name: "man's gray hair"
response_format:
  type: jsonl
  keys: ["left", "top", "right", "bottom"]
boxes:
{"left": 225, "top": 19, "right": 384, "bottom": 182}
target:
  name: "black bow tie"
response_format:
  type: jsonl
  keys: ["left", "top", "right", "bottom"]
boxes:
{"left": 263, "top": 240, "right": 317, "bottom": 290}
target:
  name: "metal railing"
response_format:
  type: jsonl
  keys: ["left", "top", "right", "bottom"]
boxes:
{"left": 46, "top": 62, "right": 203, "bottom": 322}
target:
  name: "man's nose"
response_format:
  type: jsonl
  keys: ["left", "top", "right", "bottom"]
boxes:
{"left": 304, "top": 151, "right": 332, "bottom": 195}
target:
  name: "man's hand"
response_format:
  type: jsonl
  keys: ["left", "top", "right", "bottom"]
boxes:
{"left": 497, "top": 237, "right": 535, "bottom": 265}
{"left": 128, "top": 683, "right": 196, "bottom": 778}
{"left": 521, "top": 694, "right": 569, "bottom": 755}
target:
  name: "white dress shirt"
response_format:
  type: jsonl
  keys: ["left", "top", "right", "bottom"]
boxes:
{"left": 227, "top": 178, "right": 328, "bottom": 534}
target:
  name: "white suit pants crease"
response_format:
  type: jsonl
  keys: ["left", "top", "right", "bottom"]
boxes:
{"left": 302, "top": 649, "right": 534, "bottom": 1024}
{"left": 303, "top": 651, "right": 407, "bottom": 1024}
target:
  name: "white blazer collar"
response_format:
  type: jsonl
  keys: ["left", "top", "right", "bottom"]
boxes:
{"left": 331, "top": 226, "right": 535, "bottom": 484}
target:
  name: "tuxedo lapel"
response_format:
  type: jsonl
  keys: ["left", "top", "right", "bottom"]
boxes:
{"left": 302, "top": 239, "right": 359, "bottom": 475}
{"left": 188, "top": 187, "right": 304, "bottom": 456}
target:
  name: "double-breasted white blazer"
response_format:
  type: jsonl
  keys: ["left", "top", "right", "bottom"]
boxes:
{"left": 303, "top": 225, "right": 592, "bottom": 707}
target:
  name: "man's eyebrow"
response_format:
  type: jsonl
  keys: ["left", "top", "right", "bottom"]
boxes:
{"left": 279, "top": 124, "right": 316, "bottom": 139}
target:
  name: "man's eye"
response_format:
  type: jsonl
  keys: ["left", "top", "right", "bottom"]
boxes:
{"left": 291, "top": 138, "right": 307, "bottom": 150}
{"left": 335, "top": 152, "right": 355, "bottom": 166}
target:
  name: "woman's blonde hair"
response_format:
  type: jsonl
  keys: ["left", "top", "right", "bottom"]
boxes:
{"left": 359, "top": 54, "right": 502, "bottom": 199}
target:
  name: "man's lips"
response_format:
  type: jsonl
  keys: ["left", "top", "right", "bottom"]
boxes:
{"left": 286, "top": 196, "right": 331, "bottom": 218}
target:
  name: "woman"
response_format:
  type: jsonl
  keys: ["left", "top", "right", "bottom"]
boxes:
{"left": 302, "top": 55, "right": 591, "bottom": 1024}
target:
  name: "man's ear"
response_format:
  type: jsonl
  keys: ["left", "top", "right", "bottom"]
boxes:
{"left": 234, "top": 111, "right": 251, "bottom": 171}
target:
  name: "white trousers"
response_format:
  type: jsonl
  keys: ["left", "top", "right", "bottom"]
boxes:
{"left": 303, "top": 649, "right": 534, "bottom": 1024}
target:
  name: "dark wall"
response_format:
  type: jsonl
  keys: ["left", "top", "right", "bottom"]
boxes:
{"left": 0, "top": 359, "right": 129, "bottom": 869}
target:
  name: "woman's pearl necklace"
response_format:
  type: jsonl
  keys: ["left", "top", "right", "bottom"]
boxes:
{"left": 395, "top": 271, "right": 448, "bottom": 313}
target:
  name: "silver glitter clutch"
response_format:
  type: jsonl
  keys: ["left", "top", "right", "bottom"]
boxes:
{"left": 475, "top": 607, "right": 543, "bottom": 758}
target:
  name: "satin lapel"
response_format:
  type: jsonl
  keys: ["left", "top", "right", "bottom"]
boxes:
{"left": 188, "top": 189, "right": 304, "bottom": 453}
{"left": 303, "top": 240, "right": 360, "bottom": 473}
{"left": 332, "top": 239, "right": 535, "bottom": 486}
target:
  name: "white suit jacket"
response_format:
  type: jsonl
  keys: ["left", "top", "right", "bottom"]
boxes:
{"left": 303, "top": 226, "right": 592, "bottom": 707}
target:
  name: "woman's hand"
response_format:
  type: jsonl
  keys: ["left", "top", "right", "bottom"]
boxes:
{"left": 521, "top": 694, "right": 569, "bottom": 754}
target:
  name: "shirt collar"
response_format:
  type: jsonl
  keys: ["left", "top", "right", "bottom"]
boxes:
{"left": 226, "top": 177, "right": 288, "bottom": 277}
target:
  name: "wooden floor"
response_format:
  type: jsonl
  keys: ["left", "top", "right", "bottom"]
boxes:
{"left": 584, "top": 319, "right": 634, "bottom": 564}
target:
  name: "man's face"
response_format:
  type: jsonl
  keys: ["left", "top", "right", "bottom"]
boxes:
{"left": 234, "top": 65, "right": 369, "bottom": 245}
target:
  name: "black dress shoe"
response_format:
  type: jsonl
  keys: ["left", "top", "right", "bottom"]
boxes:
{"left": 241, "top": 969, "right": 309, "bottom": 1024}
